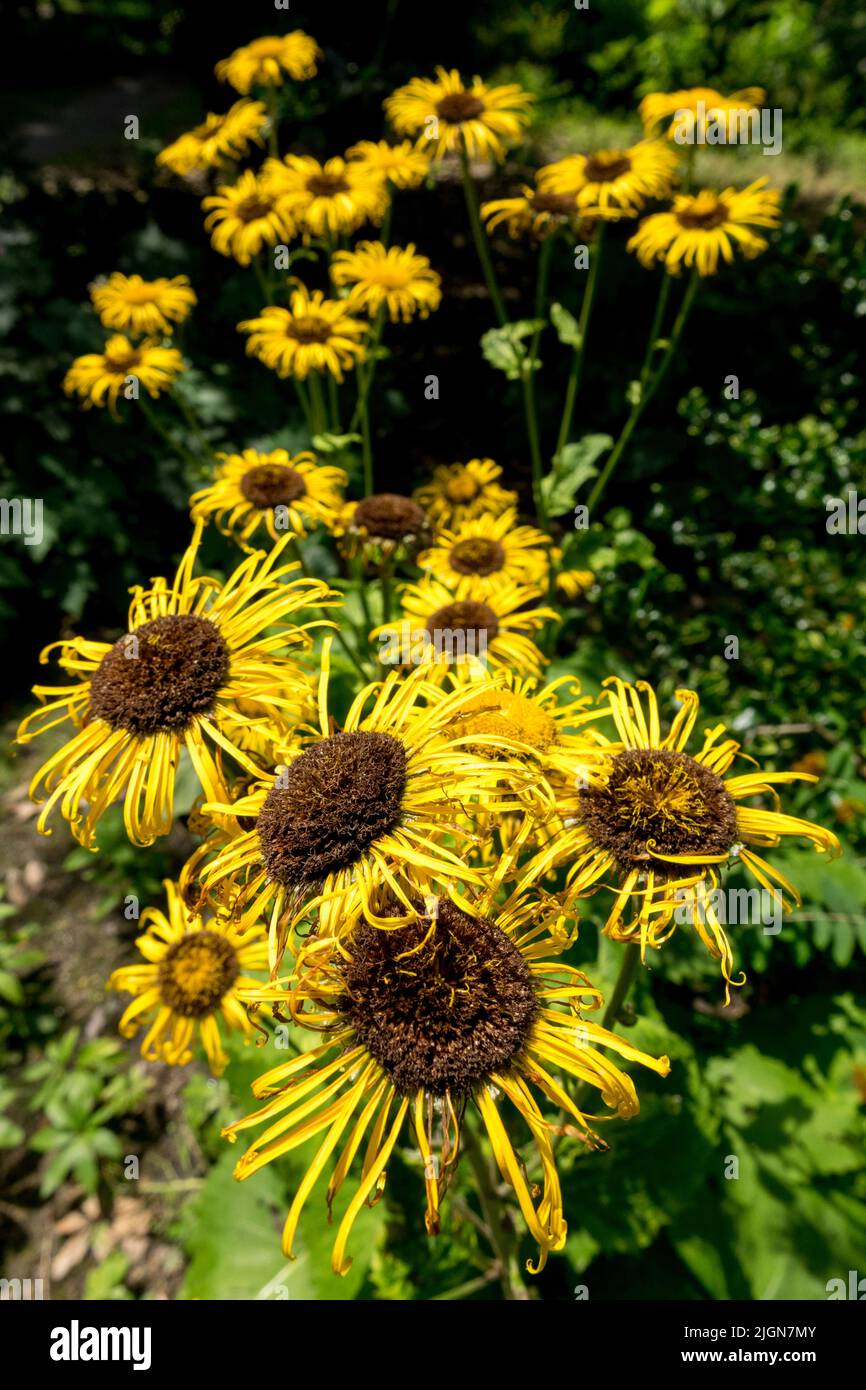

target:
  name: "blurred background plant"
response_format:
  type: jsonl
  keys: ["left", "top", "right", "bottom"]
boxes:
{"left": 1, "top": 0, "right": 864, "bottom": 1300}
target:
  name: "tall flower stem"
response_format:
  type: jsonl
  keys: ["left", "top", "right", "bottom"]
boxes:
{"left": 574, "top": 942, "right": 641, "bottom": 1112}
{"left": 525, "top": 235, "right": 555, "bottom": 529}
{"left": 265, "top": 89, "right": 280, "bottom": 158}
{"left": 307, "top": 371, "right": 328, "bottom": 437}
{"left": 253, "top": 255, "right": 273, "bottom": 305}
{"left": 458, "top": 136, "right": 508, "bottom": 328}
{"left": 553, "top": 223, "right": 605, "bottom": 461}
{"left": 585, "top": 269, "right": 699, "bottom": 517}
{"left": 464, "top": 1118, "right": 529, "bottom": 1302}
{"left": 138, "top": 396, "right": 199, "bottom": 473}
{"left": 292, "top": 378, "right": 314, "bottom": 435}
{"left": 637, "top": 272, "right": 672, "bottom": 393}
{"left": 172, "top": 392, "right": 214, "bottom": 464}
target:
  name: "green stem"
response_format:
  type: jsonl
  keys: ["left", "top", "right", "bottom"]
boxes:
{"left": 293, "top": 377, "right": 314, "bottom": 434}
{"left": 637, "top": 272, "right": 672, "bottom": 393}
{"left": 523, "top": 369, "right": 547, "bottom": 530}
{"left": 265, "top": 89, "right": 280, "bottom": 159}
{"left": 307, "top": 371, "right": 327, "bottom": 436}
{"left": 379, "top": 191, "right": 394, "bottom": 249}
{"left": 138, "top": 395, "right": 199, "bottom": 471}
{"left": 585, "top": 270, "right": 699, "bottom": 517}
{"left": 326, "top": 373, "right": 340, "bottom": 432}
{"left": 333, "top": 624, "right": 372, "bottom": 680}
{"left": 458, "top": 136, "right": 508, "bottom": 328}
{"left": 574, "top": 943, "right": 641, "bottom": 1112}
{"left": 172, "top": 392, "right": 213, "bottom": 463}
{"left": 253, "top": 256, "right": 272, "bottom": 305}
{"left": 464, "top": 1118, "right": 529, "bottom": 1302}
{"left": 554, "top": 222, "right": 605, "bottom": 460}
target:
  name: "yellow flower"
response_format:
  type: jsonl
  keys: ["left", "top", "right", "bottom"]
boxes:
{"left": 224, "top": 884, "right": 669, "bottom": 1275}
{"left": 63, "top": 335, "right": 184, "bottom": 414}
{"left": 156, "top": 100, "right": 268, "bottom": 176}
{"left": 108, "top": 880, "right": 268, "bottom": 1076}
{"left": 640, "top": 86, "right": 767, "bottom": 142}
{"left": 202, "top": 169, "right": 295, "bottom": 266}
{"left": 374, "top": 576, "right": 556, "bottom": 677}
{"left": 481, "top": 183, "right": 618, "bottom": 240}
{"left": 261, "top": 155, "right": 388, "bottom": 239}
{"left": 417, "top": 507, "right": 550, "bottom": 598}
{"left": 17, "top": 523, "right": 336, "bottom": 848}
{"left": 90, "top": 273, "right": 196, "bottom": 337}
{"left": 238, "top": 286, "right": 367, "bottom": 382}
{"left": 445, "top": 668, "right": 611, "bottom": 788}
{"left": 190, "top": 448, "right": 347, "bottom": 550}
{"left": 556, "top": 567, "right": 596, "bottom": 601}
{"left": 537, "top": 140, "right": 679, "bottom": 214}
{"left": 551, "top": 549, "right": 595, "bottom": 601}
{"left": 330, "top": 241, "right": 441, "bottom": 322}
{"left": 345, "top": 139, "right": 430, "bottom": 189}
{"left": 627, "top": 179, "right": 782, "bottom": 276}
{"left": 385, "top": 66, "right": 534, "bottom": 161}
{"left": 215, "top": 32, "right": 321, "bottom": 93}
{"left": 413, "top": 457, "right": 518, "bottom": 528}
{"left": 525, "top": 678, "right": 841, "bottom": 1001}
{"left": 198, "top": 646, "right": 532, "bottom": 960}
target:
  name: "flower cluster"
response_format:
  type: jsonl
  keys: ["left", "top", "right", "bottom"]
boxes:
{"left": 38, "top": 39, "right": 841, "bottom": 1285}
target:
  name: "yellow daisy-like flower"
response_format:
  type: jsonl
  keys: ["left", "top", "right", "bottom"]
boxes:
{"left": 202, "top": 169, "right": 295, "bottom": 266}
{"left": 373, "top": 576, "right": 556, "bottom": 677}
{"left": 482, "top": 183, "right": 622, "bottom": 240}
{"left": 537, "top": 140, "right": 679, "bottom": 214}
{"left": 90, "top": 273, "right": 196, "bottom": 338}
{"left": 198, "top": 646, "right": 533, "bottom": 960}
{"left": 17, "top": 523, "right": 336, "bottom": 849}
{"left": 550, "top": 548, "right": 595, "bottom": 602}
{"left": 444, "top": 669, "right": 610, "bottom": 789}
{"left": 156, "top": 100, "right": 268, "bottom": 177}
{"left": 330, "top": 241, "right": 441, "bottom": 323}
{"left": 417, "top": 508, "right": 550, "bottom": 599}
{"left": 639, "top": 86, "right": 767, "bottom": 142}
{"left": 413, "top": 457, "right": 518, "bottom": 529}
{"left": 627, "top": 179, "right": 782, "bottom": 276}
{"left": 63, "top": 335, "right": 184, "bottom": 415}
{"left": 556, "top": 567, "right": 596, "bottom": 602}
{"left": 261, "top": 155, "right": 388, "bottom": 240}
{"left": 238, "top": 286, "right": 367, "bottom": 382}
{"left": 223, "top": 884, "right": 670, "bottom": 1275}
{"left": 190, "top": 448, "right": 347, "bottom": 550}
{"left": 345, "top": 139, "right": 430, "bottom": 189}
{"left": 108, "top": 880, "right": 268, "bottom": 1076}
{"left": 526, "top": 678, "right": 841, "bottom": 1001}
{"left": 385, "top": 67, "right": 534, "bottom": 162}
{"left": 215, "top": 32, "right": 321, "bottom": 94}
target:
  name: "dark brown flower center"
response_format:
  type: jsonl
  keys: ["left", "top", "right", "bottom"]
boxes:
{"left": 578, "top": 748, "right": 739, "bottom": 879}
{"left": 340, "top": 900, "right": 536, "bottom": 1095}
{"left": 157, "top": 931, "right": 239, "bottom": 1018}
{"left": 425, "top": 600, "right": 499, "bottom": 644}
{"left": 353, "top": 493, "right": 427, "bottom": 541}
{"left": 448, "top": 536, "right": 506, "bottom": 576}
{"left": 257, "top": 731, "right": 408, "bottom": 887}
{"left": 287, "top": 315, "right": 333, "bottom": 344}
{"left": 435, "top": 92, "right": 485, "bottom": 124}
{"left": 306, "top": 173, "right": 350, "bottom": 196}
{"left": 584, "top": 153, "right": 632, "bottom": 182}
{"left": 240, "top": 463, "right": 307, "bottom": 509}
{"left": 236, "top": 195, "right": 273, "bottom": 222}
{"left": 676, "top": 201, "right": 729, "bottom": 230}
{"left": 531, "top": 191, "right": 578, "bottom": 215}
{"left": 89, "top": 613, "right": 229, "bottom": 736}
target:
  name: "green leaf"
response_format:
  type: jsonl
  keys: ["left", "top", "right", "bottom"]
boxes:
{"left": 542, "top": 434, "right": 612, "bottom": 515}
{"left": 311, "top": 432, "right": 362, "bottom": 454}
{"left": 550, "top": 301, "right": 582, "bottom": 349}
{"left": 480, "top": 320, "right": 544, "bottom": 380}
